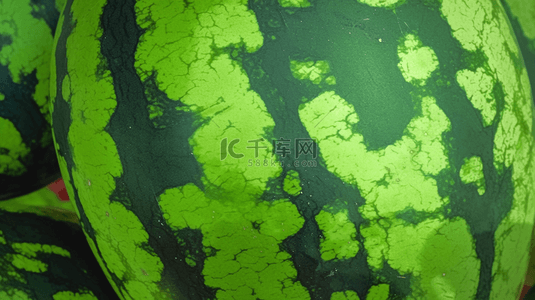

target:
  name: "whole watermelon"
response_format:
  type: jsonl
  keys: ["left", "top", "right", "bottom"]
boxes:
{"left": 0, "top": 209, "right": 119, "bottom": 299}
{"left": 51, "top": 0, "right": 535, "bottom": 299}
{"left": 0, "top": 0, "right": 66, "bottom": 200}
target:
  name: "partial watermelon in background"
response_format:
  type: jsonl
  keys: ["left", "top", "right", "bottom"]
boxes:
{"left": 0, "top": 0, "right": 66, "bottom": 200}
{"left": 0, "top": 208, "right": 118, "bottom": 299}
{"left": 51, "top": 0, "right": 535, "bottom": 299}
{"left": 499, "top": 0, "right": 535, "bottom": 294}
{"left": 0, "top": 183, "right": 77, "bottom": 224}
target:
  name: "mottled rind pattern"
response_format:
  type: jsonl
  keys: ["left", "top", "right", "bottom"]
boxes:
{"left": 51, "top": 0, "right": 535, "bottom": 299}
{"left": 441, "top": 0, "right": 535, "bottom": 298}
{"left": 499, "top": 0, "right": 535, "bottom": 289}
{"left": 0, "top": 210, "right": 118, "bottom": 299}
{"left": 0, "top": 0, "right": 65, "bottom": 200}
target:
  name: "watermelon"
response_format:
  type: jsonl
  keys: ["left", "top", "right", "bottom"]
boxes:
{"left": 0, "top": 0, "right": 66, "bottom": 200}
{"left": 51, "top": 0, "right": 535, "bottom": 299}
{"left": 0, "top": 208, "right": 119, "bottom": 299}
{"left": 500, "top": 0, "right": 535, "bottom": 103}
{"left": 0, "top": 186, "right": 78, "bottom": 224}
{"left": 498, "top": 0, "right": 535, "bottom": 289}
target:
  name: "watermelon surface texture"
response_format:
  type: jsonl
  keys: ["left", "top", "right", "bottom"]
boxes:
{"left": 0, "top": 0, "right": 66, "bottom": 200}
{"left": 0, "top": 209, "right": 119, "bottom": 299}
{"left": 51, "top": 0, "right": 535, "bottom": 299}
{"left": 500, "top": 0, "right": 535, "bottom": 104}
{"left": 498, "top": 0, "right": 535, "bottom": 289}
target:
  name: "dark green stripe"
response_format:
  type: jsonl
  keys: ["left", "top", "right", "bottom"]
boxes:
{"left": 99, "top": 0, "right": 214, "bottom": 298}
{"left": 0, "top": 66, "right": 42, "bottom": 147}
{"left": 52, "top": 1, "right": 132, "bottom": 295}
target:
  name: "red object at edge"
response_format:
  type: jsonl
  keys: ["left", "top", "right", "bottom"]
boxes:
{"left": 521, "top": 285, "right": 531, "bottom": 299}
{"left": 47, "top": 178, "right": 70, "bottom": 201}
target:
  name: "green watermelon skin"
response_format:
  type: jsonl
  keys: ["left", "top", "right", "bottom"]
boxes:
{"left": 499, "top": 0, "right": 535, "bottom": 288}
{"left": 0, "top": 186, "right": 78, "bottom": 224}
{"left": 51, "top": 0, "right": 535, "bottom": 299}
{"left": 0, "top": 0, "right": 67, "bottom": 200}
{"left": 500, "top": 0, "right": 535, "bottom": 103}
{"left": 0, "top": 209, "right": 119, "bottom": 299}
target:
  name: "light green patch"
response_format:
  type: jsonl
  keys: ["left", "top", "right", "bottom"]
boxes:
{"left": 61, "top": 74, "right": 71, "bottom": 103}
{"left": 520, "top": 69, "right": 533, "bottom": 114}
{"left": 279, "top": 0, "right": 311, "bottom": 8}
{"left": 366, "top": 284, "right": 389, "bottom": 300}
{"left": 184, "top": 256, "right": 196, "bottom": 267}
{"left": 0, "top": 117, "right": 30, "bottom": 176}
{"left": 0, "top": 0, "right": 56, "bottom": 125}
{"left": 325, "top": 75, "right": 336, "bottom": 85}
{"left": 299, "top": 91, "right": 450, "bottom": 218}
{"left": 0, "top": 261, "right": 26, "bottom": 285}
{"left": 362, "top": 218, "right": 479, "bottom": 299}
{"left": 290, "top": 60, "right": 332, "bottom": 85}
{"left": 144, "top": 79, "right": 167, "bottom": 128}
{"left": 50, "top": 9, "right": 65, "bottom": 113}
{"left": 298, "top": 88, "right": 454, "bottom": 295}
{"left": 441, "top": 0, "right": 535, "bottom": 298}
{"left": 11, "top": 243, "right": 70, "bottom": 259}
{"left": 10, "top": 254, "right": 47, "bottom": 273}
{"left": 53, "top": 290, "right": 98, "bottom": 300}
{"left": 315, "top": 210, "right": 359, "bottom": 261}
{"left": 0, "top": 231, "right": 5, "bottom": 244}
{"left": 331, "top": 290, "right": 360, "bottom": 300}
{"left": 459, "top": 156, "right": 486, "bottom": 195}
{"left": 0, "top": 93, "right": 4, "bottom": 101}
{"left": 359, "top": 221, "right": 388, "bottom": 270}
{"left": 356, "top": 0, "right": 403, "bottom": 8}
{"left": 397, "top": 34, "right": 439, "bottom": 86}
{"left": 0, "top": 289, "right": 29, "bottom": 299}
{"left": 147, "top": 104, "right": 164, "bottom": 127}
{"left": 53, "top": 0, "right": 167, "bottom": 299}
{"left": 3, "top": 240, "right": 73, "bottom": 277}
{"left": 159, "top": 185, "right": 307, "bottom": 299}
{"left": 283, "top": 170, "right": 302, "bottom": 196}
{"left": 456, "top": 68, "right": 496, "bottom": 126}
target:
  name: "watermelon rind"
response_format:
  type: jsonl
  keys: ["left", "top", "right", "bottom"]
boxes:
{"left": 0, "top": 0, "right": 67, "bottom": 200}
{"left": 0, "top": 209, "right": 119, "bottom": 299}
{"left": 51, "top": 0, "right": 535, "bottom": 299}
{"left": 0, "top": 186, "right": 78, "bottom": 224}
